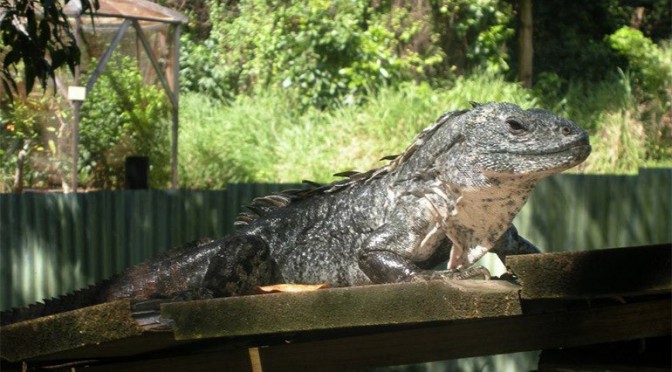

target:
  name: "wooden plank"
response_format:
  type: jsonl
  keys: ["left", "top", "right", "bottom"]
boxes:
{"left": 161, "top": 280, "right": 522, "bottom": 340}
{"left": 0, "top": 300, "right": 141, "bottom": 362}
{"left": 26, "top": 332, "right": 192, "bottom": 363}
{"left": 28, "top": 297, "right": 669, "bottom": 371}
{"left": 508, "top": 244, "right": 672, "bottom": 299}
{"left": 253, "top": 299, "right": 671, "bottom": 371}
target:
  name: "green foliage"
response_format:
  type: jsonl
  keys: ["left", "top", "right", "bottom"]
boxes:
{"left": 600, "top": 29, "right": 671, "bottom": 164}
{"left": 606, "top": 26, "right": 672, "bottom": 97}
{"left": 180, "top": 61, "right": 672, "bottom": 186}
{"left": 79, "top": 55, "right": 170, "bottom": 189}
{"left": 0, "top": 0, "right": 99, "bottom": 99}
{"left": 431, "top": 0, "right": 514, "bottom": 73}
{"left": 0, "top": 95, "right": 64, "bottom": 191}
{"left": 534, "top": 73, "right": 632, "bottom": 132}
{"left": 5, "top": 0, "right": 672, "bottom": 192}
{"left": 178, "top": 91, "right": 288, "bottom": 188}
{"left": 182, "top": 0, "right": 516, "bottom": 109}
{"left": 208, "top": 0, "right": 439, "bottom": 108}
{"left": 179, "top": 37, "right": 232, "bottom": 102}
{"left": 584, "top": 109, "right": 647, "bottom": 174}
{"left": 527, "top": 0, "right": 630, "bottom": 82}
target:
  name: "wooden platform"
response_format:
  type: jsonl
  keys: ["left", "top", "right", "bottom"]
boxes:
{"left": 1, "top": 244, "right": 670, "bottom": 371}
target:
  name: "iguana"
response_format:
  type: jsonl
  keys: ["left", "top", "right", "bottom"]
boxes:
{"left": 1, "top": 102, "right": 591, "bottom": 325}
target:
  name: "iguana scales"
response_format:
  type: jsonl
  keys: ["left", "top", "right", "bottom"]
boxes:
{"left": 1, "top": 102, "right": 591, "bottom": 325}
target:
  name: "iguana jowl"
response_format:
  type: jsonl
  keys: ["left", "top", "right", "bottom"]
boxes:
{"left": 1, "top": 102, "right": 591, "bottom": 325}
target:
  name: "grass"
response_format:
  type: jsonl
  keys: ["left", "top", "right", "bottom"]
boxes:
{"left": 179, "top": 70, "right": 671, "bottom": 188}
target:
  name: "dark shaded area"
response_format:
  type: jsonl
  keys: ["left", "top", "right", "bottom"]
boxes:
{"left": 539, "top": 336, "right": 671, "bottom": 371}
{"left": 509, "top": 244, "right": 672, "bottom": 299}
{"left": 125, "top": 156, "right": 149, "bottom": 190}
{"left": 508, "top": 0, "right": 670, "bottom": 83}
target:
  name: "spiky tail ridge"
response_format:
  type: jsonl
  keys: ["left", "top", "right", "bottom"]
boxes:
{"left": 0, "top": 278, "right": 115, "bottom": 326}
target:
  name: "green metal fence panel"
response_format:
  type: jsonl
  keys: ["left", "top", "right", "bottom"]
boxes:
{"left": 513, "top": 169, "right": 672, "bottom": 252}
{"left": 0, "top": 184, "right": 298, "bottom": 311}
{"left": 0, "top": 171, "right": 670, "bottom": 311}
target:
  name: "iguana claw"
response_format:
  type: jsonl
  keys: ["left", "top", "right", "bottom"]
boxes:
{"left": 412, "top": 265, "right": 491, "bottom": 282}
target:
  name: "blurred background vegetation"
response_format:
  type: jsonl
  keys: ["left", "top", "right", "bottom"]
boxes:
{"left": 1, "top": 0, "right": 670, "bottom": 191}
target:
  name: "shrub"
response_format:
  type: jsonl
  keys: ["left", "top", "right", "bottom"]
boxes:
{"left": 606, "top": 31, "right": 671, "bottom": 162}
{"left": 179, "top": 0, "right": 515, "bottom": 109}
{"left": 527, "top": 1, "right": 630, "bottom": 82}
{"left": 207, "top": 0, "right": 445, "bottom": 108}
{"left": 431, "top": 0, "right": 515, "bottom": 73}
{"left": 606, "top": 26, "right": 672, "bottom": 98}
{"left": 79, "top": 55, "right": 170, "bottom": 189}
{"left": 179, "top": 36, "right": 232, "bottom": 102}
{"left": 0, "top": 95, "right": 66, "bottom": 191}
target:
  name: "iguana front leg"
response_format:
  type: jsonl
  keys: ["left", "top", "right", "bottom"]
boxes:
{"left": 357, "top": 224, "right": 490, "bottom": 283}
{"left": 488, "top": 225, "right": 541, "bottom": 279}
{"left": 359, "top": 248, "right": 490, "bottom": 282}
{"left": 490, "top": 225, "right": 541, "bottom": 263}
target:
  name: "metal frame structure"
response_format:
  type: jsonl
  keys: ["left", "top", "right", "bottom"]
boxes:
{"left": 65, "top": 0, "right": 187, "bottom": 190}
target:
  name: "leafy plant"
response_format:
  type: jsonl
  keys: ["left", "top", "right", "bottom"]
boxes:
{"left": 431, "top": 0, "right": 515, "bottom": 73}
{"left": 0, "top": 0, "right": 98, "bottom": 99}
{"left": 79, "top": 55, "right": 170, "bottom": 189}
{"left": 179, "top": 36, "right": 232, "bottom": 102}
{"left": 0, "top": 94, "right": 66, "bottom": 191}
{"left": 606, "top": 26, "right": 672, "bottom": 97}
{"left": 181, "top": 0, "right": 446, "bottom": 109}
{"left": 606, "top": 30, "right": 671, "bottom": 162}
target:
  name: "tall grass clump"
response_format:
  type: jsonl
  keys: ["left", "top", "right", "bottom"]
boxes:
{"left": 178, "top": 91, "right": 297, "bottom": 188}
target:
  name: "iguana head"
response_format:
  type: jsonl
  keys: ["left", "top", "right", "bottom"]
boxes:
{"left": 445, "top": 102, "right": 591, "bottom": 185}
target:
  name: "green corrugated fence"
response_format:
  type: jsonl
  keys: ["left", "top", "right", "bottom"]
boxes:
{"left": 1, "top": 170, "right": 670, "bottom": 311}
{"left": 0, "top": 184, "right": 297, "bottom": 311}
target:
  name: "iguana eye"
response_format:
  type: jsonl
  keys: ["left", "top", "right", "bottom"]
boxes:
{"left": 506, "top": 119, "right": 526, "bottom": 135}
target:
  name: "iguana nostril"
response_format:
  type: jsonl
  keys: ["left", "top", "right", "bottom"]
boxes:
{"left": 561, "top": 126, "right": 571, "bottom": 136}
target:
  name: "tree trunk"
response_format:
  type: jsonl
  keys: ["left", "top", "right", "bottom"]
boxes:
{"left": 518, "top": 0, "right": 533, "bottom": 88}
{"left": 13, "top": 143, "right": 29, "bottom": 193}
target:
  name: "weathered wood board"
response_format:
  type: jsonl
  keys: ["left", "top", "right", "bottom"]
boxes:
{"left": 161, "top": 280, "right": 522, "bottom": 340}
{"left": 508, "top": 244, "right": 672, "bottom": 299}
{"left": 81, "top": 298, "right": 672, "bottom": 371}
{"left": 0, "top": 300, "right": 141, "bottom": 362}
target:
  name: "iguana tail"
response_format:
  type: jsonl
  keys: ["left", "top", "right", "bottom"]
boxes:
{"left": 0, "top": 238, "right": 217, "bottom": 326}
{"left": 0, "top": 279, "right": 115, "bottom": 326}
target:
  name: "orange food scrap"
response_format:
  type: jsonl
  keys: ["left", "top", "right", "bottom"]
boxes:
{"left": 256, "top": 283, "right": 329, "bottom": 294}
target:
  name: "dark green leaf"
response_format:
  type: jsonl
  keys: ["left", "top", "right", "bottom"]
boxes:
{"left": 38, "top": 20, "right": 51, "bottom": 49}
{"left": 24, "top": 60, "right": 35, "bottom": 94}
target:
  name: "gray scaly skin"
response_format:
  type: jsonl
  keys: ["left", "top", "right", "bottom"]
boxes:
{"left": 1, "top": 102, "right": 591, "bottom": 325}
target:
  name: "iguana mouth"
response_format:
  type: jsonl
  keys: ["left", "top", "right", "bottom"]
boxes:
{"left": 492, "top": 141, "right": 591, "bottom": 157}
{"left": 522, "top": 143, "right": 590, "bottom": 156}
